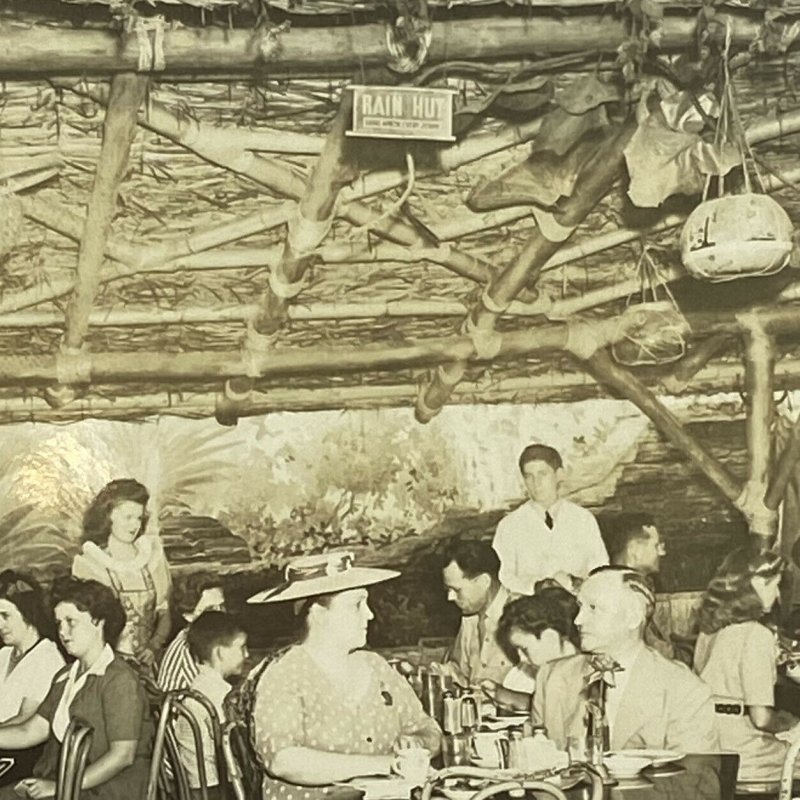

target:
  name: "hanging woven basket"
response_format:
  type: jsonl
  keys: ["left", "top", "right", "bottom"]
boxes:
{"left": 680, "top": 193, "right": 794, "bottom": 282}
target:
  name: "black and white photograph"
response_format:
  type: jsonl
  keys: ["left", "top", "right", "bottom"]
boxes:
{"left": 0, "top": 0, "right": 799, "bottom": 798}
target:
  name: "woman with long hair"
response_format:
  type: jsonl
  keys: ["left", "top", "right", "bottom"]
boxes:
{"left": 249, "top": 552, "right": 441, "bottom": 800}
{"left": 72, "top": 479, "right": 172, "bottom": 666}
{"left": 0, "top": 572, "right": 65, "bottom": 787}
{"left": 694, "top": 546, "right": 798, "bottom": 781}
{"left": 483, "top": 586, "right": 580, "bottom": 711}
{"left": 0, "top": 578, "right": 152, "bottom": 800}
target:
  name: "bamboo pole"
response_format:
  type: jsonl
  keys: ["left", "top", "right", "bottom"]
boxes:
{"left": 660, "top": 334, "right": 731, "bottom": 394}
{"left": 254, "top": 90, "right": 356, "bottom": 335}
{"left": 0, "top": 14, "right": 763, "bottom": 76}
{"left": 60, "top": 81, "right": 495, "bottom": 285}
{"left": 415, "top": 118, "right": 637, "bottom": 422}
{"left": 739, "top": 314, "right": 777, "bottom": 536}
{"left": 62, "top": 73, "right": 149, "bottom": 354}
{"left": 0, "top": 308, "right": 656, "bottom": 386}
{"left": 584, "top": 349, "right": 743, "bottom": 503}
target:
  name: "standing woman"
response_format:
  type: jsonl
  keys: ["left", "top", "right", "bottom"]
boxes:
{"left": 694, "top": 547, "right": 800, "bottom": 782}
{"left": 0, "top": 572, "right": 65, "bottom": 786}
{"left": 72, "top": 479, "right": 172, "bottom": 667}
{"left": 249, "top": 552, "right": 441, "bottom": 800}
{"left": 0, "top": 578, "right": 152, "bottom": 800}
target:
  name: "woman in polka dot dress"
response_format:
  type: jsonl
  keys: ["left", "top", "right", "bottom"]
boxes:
{"left": 248, "top": 553, "right": 442, "bottom": 800}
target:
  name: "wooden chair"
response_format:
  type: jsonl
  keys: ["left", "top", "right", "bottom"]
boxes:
{"left": 55, "top": 719, "right": 93, "bottom": 800}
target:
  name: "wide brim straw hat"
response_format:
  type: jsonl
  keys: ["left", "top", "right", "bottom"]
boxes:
{"left": 247, "top": 551, "right": 400, "bottom": 604}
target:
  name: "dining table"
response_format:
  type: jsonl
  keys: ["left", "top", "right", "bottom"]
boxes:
{"left": 417, "top": 754, "right": 736, "bottom": 800}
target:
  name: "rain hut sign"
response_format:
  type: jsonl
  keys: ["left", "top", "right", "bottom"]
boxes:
{"left": 348, "top": 85, "right": 455, "bottom": 142}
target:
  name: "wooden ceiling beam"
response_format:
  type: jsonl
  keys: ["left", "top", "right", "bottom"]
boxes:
{"left": 0, "top": 14, "right": 763, "bottom": 76}
{"left": 414, "top": 119, "right": 637, "bottom": 421}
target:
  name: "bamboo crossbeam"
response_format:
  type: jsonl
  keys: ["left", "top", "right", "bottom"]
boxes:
{"left": 585, "top": 349, "right": 743, "bottom": 503}
{"left": 0, "top": 14, "right": 764, "bottom": 76}
{"left": 415, "top": 119, "right": 637, "bottom": 422}
{"left": 5, "top": 352, "right": 800, "bottom": 423}
{"left": 61, "top": 82, "right": 495, "bottom": 285}
{"left": 0, "top": 310, "right": 658, "bottom": 386}
{"left": 62, "top": 73, "right": 149, "bottom": 352}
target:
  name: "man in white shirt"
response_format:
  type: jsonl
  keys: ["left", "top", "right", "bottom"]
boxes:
{"left": 532, "top": 567, "right": 719, "bottom": 754}
{"left": 442, "top": 541, "right": 516, "bottom": 685}
{"left": 492, "top": 444, "right": 608, "bottom": 595}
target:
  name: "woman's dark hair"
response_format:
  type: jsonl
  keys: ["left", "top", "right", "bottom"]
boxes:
{"left": 497, "top": 586, "right": 580, "bottom": 662}
{"left": 52, "top": 577, "right": 127, "bottom": 648}
{"left": 295, "top": 592, "right": 338, "bottom": 640}
{"left": 697, "top": 546, "right": 784, "bottom": 635}
{"left": 0, "top": 570, "right": 55, "bottom": 640}
{"left": 174, "top": 573, "right": 225, "bottom": 620}
{"left": 82, "top": 479, "right": 149, "bottom": 546}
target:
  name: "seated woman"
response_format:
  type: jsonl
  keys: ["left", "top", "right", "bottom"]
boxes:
{"left": 249, "top": 552, "right": 441, "bottom": 800}
{"left": 694, "top": 546, "right": 799, "bottom": 782}
{"left": 0, "top": 578, "right": 153, "bottom": 800}
{"left": 0, "top": 572, "right": 65, "bottom": 787}
{"left": 73, "top": 479, "right": 172, "bottom": 668}
{"left": 483, "top": 586, "right": 580, "bottom": 712}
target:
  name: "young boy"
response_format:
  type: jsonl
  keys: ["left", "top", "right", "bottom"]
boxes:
{"left": 174, "top": 611, "right": 248, "bottom": 799}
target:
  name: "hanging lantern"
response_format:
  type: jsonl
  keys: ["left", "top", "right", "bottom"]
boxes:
{"left": 680, "top": 193, "right": 794, "bottom": 282}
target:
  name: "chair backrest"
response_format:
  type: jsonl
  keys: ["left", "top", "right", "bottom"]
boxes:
{"left": 56, "top": 719, "right": 94, "bottom": 800}
{"left": 146, "top": 692, "right": 194, "bottom": 800}
{"left": 222, "top": 720, "right": 256, "bottom": 800}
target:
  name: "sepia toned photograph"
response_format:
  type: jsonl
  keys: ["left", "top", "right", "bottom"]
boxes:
{"left": 0, "top": 0, "right": 799, "bottom": 798}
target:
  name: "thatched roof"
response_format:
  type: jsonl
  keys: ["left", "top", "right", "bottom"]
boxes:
{"left": 1, "top": 0, "right": 800, "bottom": 426}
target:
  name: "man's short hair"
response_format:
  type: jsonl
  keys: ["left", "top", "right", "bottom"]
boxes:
{"left": 587, "top": 564, "right": 656, "bottom": 621}
{"left": 187, "top": 611, "right": 245, "bottom": 664}
{"left": 518, "top": 444, "right": 562, "bottom": 474}
{"left": 442, "top": 540, "right": 500, "bottom": 580}
{"left": 599, "top": 512, "right": 656, "bottom": 564}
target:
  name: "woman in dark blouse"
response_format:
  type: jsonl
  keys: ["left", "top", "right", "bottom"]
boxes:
{"left": 0, "top": 578, "right": 152, "bottom": 800}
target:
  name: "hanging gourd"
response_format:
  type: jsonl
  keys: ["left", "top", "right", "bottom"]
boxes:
{"left": 612, "top": 245, "right": 690, "bottom": 367}
{"left": 680, "top": 27, "right": 794, "bottom": 282}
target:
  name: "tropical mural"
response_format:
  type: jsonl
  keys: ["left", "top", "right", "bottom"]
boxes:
{"left": 0, "top": 397, "right": 658, "bottom": 578}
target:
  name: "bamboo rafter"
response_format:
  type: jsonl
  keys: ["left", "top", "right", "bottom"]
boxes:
{"left": 414, "top": 119, "right": 638, "bottom": 422}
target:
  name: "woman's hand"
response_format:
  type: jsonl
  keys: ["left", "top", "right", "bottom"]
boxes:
{"left": 20, "top": 779, "right": 56, "bottom": 799}
{"left": 480, "top": 679, "right": 500, "bottom": 703}
{"left": 138, "top": 647, "right": 157, "bottom": 668}
{"left": 775, "top": 721, "right": 800, "bottom": 743}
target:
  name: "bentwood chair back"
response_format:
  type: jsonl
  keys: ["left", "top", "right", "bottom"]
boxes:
{"left": 222, "top": 720, "right": 255, "bottom": 800}
{"left": 147, "top": 688, "right": 229, "bottom": 800}
{"left": 55, "top": 719, "right": 93, "bottom": 800}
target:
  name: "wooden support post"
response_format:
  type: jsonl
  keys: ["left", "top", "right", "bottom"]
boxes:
{"left": 585, "top": 349, "right": 743, "bottom": 504}
{"left": 739, "top": 315, "right": 777, "bottom": 539}
{"left": 62, "top": 73, "right": 148, "bottom": 352}
{"left": 415, "top": 118, "right": 637, "bottom": 422}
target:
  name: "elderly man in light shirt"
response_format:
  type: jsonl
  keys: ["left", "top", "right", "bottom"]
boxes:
{"left": 441, "top": 540, "right": 516, "bottom": 686}
{"left": 532, "top": 567, "right": 719, "bottom": 754}
{"left": 492, "top": 444, "right": 608, "bottom": 595}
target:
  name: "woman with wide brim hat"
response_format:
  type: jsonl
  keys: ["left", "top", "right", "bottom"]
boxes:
{"left": 247, "top": 551, "right": 441, "bottom": 799}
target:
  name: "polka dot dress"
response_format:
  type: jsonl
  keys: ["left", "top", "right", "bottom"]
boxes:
{"left": 253, "top": 647, "right": 440, "bottom": 800}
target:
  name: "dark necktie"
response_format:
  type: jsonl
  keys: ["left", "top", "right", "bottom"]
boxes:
{"left": 544, "top": 511, "right": 554, "bottom": 529}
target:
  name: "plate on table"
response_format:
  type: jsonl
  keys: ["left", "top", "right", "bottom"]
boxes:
{"left": 604, "top": 754, "right": 653, "bottom": 780}
{"left": 345, "top": 776, "right": 418, "bottom": 799}
{"left": 612, "top": 749, "right": 685, "bottom": 768}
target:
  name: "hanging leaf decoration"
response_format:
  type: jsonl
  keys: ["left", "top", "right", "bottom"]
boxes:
{"left": 624, "top": 110, "right": 740, "bottom": 207}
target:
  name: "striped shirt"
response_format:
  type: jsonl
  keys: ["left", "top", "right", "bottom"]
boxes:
{"left": 157, "top": 628, "right": 199, "bottom": 692}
